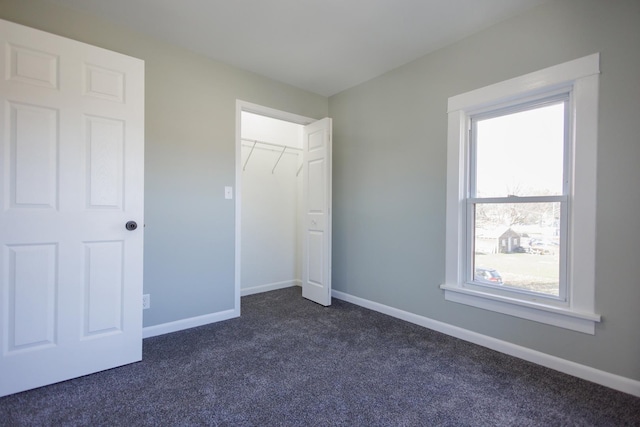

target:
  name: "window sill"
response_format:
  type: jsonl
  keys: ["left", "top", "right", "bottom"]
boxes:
{"left": 440, "top": 284, "right": 601, "bottom": 334}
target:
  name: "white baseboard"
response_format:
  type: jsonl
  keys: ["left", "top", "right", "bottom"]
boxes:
{"left": 142, "top": 280, "right": 302, "bottom": 338}
{"left": 241, "top": 279, "right": 300, "bottom": 296}
{"left": 143, "top": 308, "right": 238, "bottom": 339}
{"left": 332, "top": 289, "right": 640, "bottom": 398}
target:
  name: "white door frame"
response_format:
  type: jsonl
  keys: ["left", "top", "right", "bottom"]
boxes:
{"left": 234, "top": 100, "right": 316, "bottom": 314}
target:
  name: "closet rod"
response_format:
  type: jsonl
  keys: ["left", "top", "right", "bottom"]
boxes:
{"left": 241, "top": 138, "right": 303, "bottom": 174}
{"left": 241, "top": 138, "right": 302, "bottom": 151}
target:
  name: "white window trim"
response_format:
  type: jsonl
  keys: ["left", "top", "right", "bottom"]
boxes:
{"left": 441, "top": 54, "right": 601, "bottom": 334}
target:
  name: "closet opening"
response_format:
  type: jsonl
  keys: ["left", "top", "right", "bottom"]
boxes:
{"left": 235, "top": 101, "right": 333, "bottom": 313}
{"left": 234, "top": 100, "right": 332, "bottom": 315}
{"left": 240, "top": 110, "right": 304, "bottom": 297}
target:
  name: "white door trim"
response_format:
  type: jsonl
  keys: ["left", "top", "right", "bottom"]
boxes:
{"left": 234, "top": 100, "right": 315, "bottom": 314}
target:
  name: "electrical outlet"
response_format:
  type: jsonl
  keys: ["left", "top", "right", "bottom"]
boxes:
{"left": 142, "top": 294, "right": 150, "bottom": 310}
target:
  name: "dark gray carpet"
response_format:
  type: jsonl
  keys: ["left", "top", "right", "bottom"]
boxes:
{"left": 1, "top": 287, "right": 639, "bottom": 426}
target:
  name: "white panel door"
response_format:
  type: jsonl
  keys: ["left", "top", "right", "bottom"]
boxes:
{"left": 0, "top": 19, "right": 144, "bottom": 397}
{"left": 302, "top": 118, "right": 332, "bottom": 306}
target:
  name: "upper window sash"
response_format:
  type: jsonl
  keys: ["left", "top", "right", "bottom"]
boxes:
{"left": 468, "top": 94, "right": 570, "bottom": 200}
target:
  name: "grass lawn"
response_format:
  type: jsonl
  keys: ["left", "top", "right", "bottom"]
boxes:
{"left": 475, "top": 253, "right": 559, "bottom": 296}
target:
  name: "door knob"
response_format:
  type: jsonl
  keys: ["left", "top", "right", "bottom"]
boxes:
{"left": 125, "top": 221, "right": 138, "bottom": 231}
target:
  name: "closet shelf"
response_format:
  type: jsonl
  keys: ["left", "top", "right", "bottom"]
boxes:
{"left": 241, "top": 138, "right": 303, "bottom": 175}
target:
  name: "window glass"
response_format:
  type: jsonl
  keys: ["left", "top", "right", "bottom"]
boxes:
{"left": 474, "top": 102, "right": 565, "bottom": 198}
{"left": 471, "top": 100, "right": 567, "bottom": 299}
{"left": 473, "top": 202, "right": 561, "bottom": 297}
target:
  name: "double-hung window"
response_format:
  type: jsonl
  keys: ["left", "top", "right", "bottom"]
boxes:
{"left": 441, "top": 54, "right": 601, "bottom": 334}
{"left": 470, "top": 95, "right": 569, "bottom": 299}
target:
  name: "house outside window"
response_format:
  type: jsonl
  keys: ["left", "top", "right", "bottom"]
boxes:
{"left": 441, "top": 54, "right": 601, "bottom": 334}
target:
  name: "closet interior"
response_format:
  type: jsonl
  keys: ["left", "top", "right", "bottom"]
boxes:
{"left": 240, "top": 112, "right": 304, "bottom": 296}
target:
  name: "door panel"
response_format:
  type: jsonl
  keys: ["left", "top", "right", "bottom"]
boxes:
{"left": 84, "top": 64, "right": 125, "bottom": 102}
{"left": 83, "top": 241, "right": 124, "bottom": 335}
{"left": 7, "top": 244, "right": 57, "bottom": 351}
{"left": 9, "top": 103, "right": 58, "bottom": 208}
{"left": 0, "top": 19, "right": 144, "bottom": 397}
{"left": 307, "top": 231, "right": 323, "bottom": 285}
{"left": 86, "top": 116, "right": 125, "bottom": 208}
{"left": 307, "top": 158, "right": 325, "bottom": 211}
{"left": 302, "top": 118, "right": 332, "bottom": 306}
{"left": 7, "top": 44, "right": 59, "bottom": 89}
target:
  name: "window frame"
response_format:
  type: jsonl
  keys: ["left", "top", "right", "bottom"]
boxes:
{"left": 440, "top": 54, "right": 602, "bottom": 334}
{"left": 467, "top": 94, "right": 570, "bottom": 303}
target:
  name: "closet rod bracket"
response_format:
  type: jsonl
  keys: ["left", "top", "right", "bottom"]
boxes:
{"left": 271, "top": 146, "right": 287, "bottom": 174}
{"left": 242, "top": 141, "right": 257, "bottom": 171}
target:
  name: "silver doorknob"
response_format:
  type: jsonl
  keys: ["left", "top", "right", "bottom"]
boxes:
{"left": 125, "top": 221, "right": 138, "bottom": 231}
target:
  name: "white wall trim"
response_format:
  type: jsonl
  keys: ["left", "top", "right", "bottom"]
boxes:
{"left": 443, "top": 53, "right": 601, "bottom": 331}
{"left": 332, "top": 290, "right": 640, "bottom": 398}
{"left": 447, "top": 53, "right": 600, "bottom": 113}
{"left": 440, "top": 284, "right": 598, "bottom": 334}
{"left": 142, "top": 309, "right": 238, "bottom": 339}
{"left": 241, "top": 280, "right": 300, "bottom": 297}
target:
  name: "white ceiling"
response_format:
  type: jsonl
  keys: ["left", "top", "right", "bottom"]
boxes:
{"left": 46, "top": 0, "right": 549, "bottom": 96}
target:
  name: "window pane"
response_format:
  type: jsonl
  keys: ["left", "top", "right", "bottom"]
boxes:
{"left": 473, "top": 202, "right": 561, "bottom": 297}
{"left": 475, "top": 102, "right": 565, "bottom": 197}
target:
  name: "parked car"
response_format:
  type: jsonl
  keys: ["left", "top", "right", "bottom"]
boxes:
{"left": 527, "top": 240, "right": 556, "bottom": 255}
{"left": 474, "top": 267, "right": 503, "bottom": 285}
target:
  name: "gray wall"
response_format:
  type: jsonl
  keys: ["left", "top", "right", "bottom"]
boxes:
{"left": 0, "top": 0, "right": 328, "bottom": 327}
{"left": 329, "top": 0, "right": 640, "bottom": 380}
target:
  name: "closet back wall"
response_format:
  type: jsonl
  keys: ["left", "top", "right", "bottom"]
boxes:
{"left": 241, "top": 113, "right": 303, "bottom": 296}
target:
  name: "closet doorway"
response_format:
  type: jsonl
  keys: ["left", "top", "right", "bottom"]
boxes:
{"left": 234, "top": 101, "right": 332, "bottom": 312}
